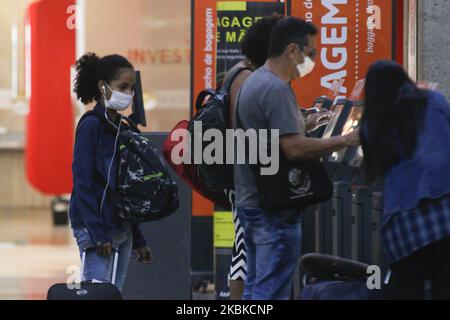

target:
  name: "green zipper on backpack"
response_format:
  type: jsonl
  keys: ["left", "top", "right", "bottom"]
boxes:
{"left": 143, "top": 172, "right": 164, "bottom": 181}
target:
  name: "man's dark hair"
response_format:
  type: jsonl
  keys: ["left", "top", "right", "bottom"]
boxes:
{"left": 241, "top": 14, "right": 283, "bottom": 67}
{"left": 268, "top": 17, "right": 318, "bottom": 58}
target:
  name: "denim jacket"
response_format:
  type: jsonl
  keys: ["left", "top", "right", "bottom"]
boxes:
{"left": 69, "top": 102, "right": 147, "bottom": 249}
{"left": 382, "top": 91, "right": 450, "bottom": 218}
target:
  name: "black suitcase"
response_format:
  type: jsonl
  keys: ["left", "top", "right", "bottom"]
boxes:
{"left": 47, "top": 248, "right": 122, "bottom": 300}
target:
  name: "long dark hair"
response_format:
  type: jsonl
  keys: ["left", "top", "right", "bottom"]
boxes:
{"left": 73, "top": 53, "right": 134, "bottom": 105}
{"left": 361, "top": 60, "right": 428, "bottom": 181}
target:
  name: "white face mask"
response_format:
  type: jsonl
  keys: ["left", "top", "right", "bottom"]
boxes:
{"left": 103, "top": 83, "right": 133, "bottom": 111}
{"left": 296, "top": 56, "right": 315, "bottom": 78}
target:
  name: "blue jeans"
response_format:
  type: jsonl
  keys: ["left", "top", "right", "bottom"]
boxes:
{"left": 72, "top": 222, "right": 133, "bottom": 292}
{"left": 236, "top": 207, "right": 301, "bottom": 300}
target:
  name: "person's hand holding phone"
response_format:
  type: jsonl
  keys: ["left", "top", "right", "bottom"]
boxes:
{"left": 343, "top": 127, "right": 361, "bottom": 147}
{"left": 306, "top": 111, "right": 334, "bottom": 133}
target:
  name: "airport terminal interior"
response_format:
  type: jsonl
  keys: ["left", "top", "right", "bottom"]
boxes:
{"left": 0, "top": 0, "right": 449, "bottom": 300}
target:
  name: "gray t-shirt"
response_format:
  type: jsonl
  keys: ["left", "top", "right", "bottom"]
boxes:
{"left": 234, "top": 66, "right": 305, "bottom": 209}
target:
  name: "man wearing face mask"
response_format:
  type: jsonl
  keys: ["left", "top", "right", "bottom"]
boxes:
{"left": 234, "top": 17, "right": 360, "bottom": 300}
{"left": 70, "top": 53, "right": 152, "bottom": 292}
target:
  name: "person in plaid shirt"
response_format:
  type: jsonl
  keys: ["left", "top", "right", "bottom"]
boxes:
{"left": 360, "top": 61, "right": 450, "bottom": 299}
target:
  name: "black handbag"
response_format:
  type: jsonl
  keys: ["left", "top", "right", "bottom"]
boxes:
{"left": 257, "top": 154, "right": 333, "bottom": 211}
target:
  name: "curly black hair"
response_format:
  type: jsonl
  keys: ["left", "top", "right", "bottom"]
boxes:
{"left": 241, "top": 14, "right": 283, "bottom": 68}
{"left": 73, "top": 53, "right": 134, "bottom": 105}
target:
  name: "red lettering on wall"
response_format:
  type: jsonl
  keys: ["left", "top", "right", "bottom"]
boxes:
{"left": 126, "top": 48, "right": 191, "bottom": 65}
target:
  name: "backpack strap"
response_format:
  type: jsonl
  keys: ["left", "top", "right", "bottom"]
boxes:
{"left": 235, "top": 86, "right": 245, "bottom": 130}
{"left": 300, "top": 253, "right": 370, "bottom": 281}
{"left": 221, "top": 66, "right": 253, "bottom": 93}
{"left": 75, "top": 110, "right": 98, "bottom": 132}
{"left": 121, "top": 114, "right": 141, "bottom": 133}
{"left": 74, "top": 108, "right": 122, "bottom": 146}
{"left": 76, "top": 109, "right": 130, "bottom": 133}
{"left": 195, "top": 88, "right": 217, "bottom": 113}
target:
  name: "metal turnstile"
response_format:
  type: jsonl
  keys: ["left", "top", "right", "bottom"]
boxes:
{"left": 332, "top": 181, "right": 353, "bottom": 259}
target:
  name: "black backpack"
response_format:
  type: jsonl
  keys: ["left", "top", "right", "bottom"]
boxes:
{"left": 76, "top": 110, "right": 179, "bottom": 223}
{"left": 188, "top": 67, "right": 251, "bottom": 192}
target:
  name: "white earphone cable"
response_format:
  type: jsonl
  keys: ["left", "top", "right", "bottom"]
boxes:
{"left": 99, "top": 111, "right": 122, "bottom": 218}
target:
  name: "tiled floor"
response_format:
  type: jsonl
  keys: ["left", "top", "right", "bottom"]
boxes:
{"left": 0, "top": 209, "right": 220, "bottom": 300}
{"left": 0, "top": 209, "right": 79, "bottom": 300}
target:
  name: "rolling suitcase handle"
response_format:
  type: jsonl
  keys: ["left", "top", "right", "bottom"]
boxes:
{"left": 300, "top": 253, "right": 369, "bottom": 282}
{"left": 111, "top": 248, "right": 119, "bottom": 285}
{"left": 79, "top": 247, "right": 120, "bottom": 285}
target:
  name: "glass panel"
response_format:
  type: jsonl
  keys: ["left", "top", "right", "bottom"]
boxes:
{"left": 0, "top": 0, "right": 30, "bottom": 149}
{"left": 81, "top": 0, "right": 191, "bottom": 132}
